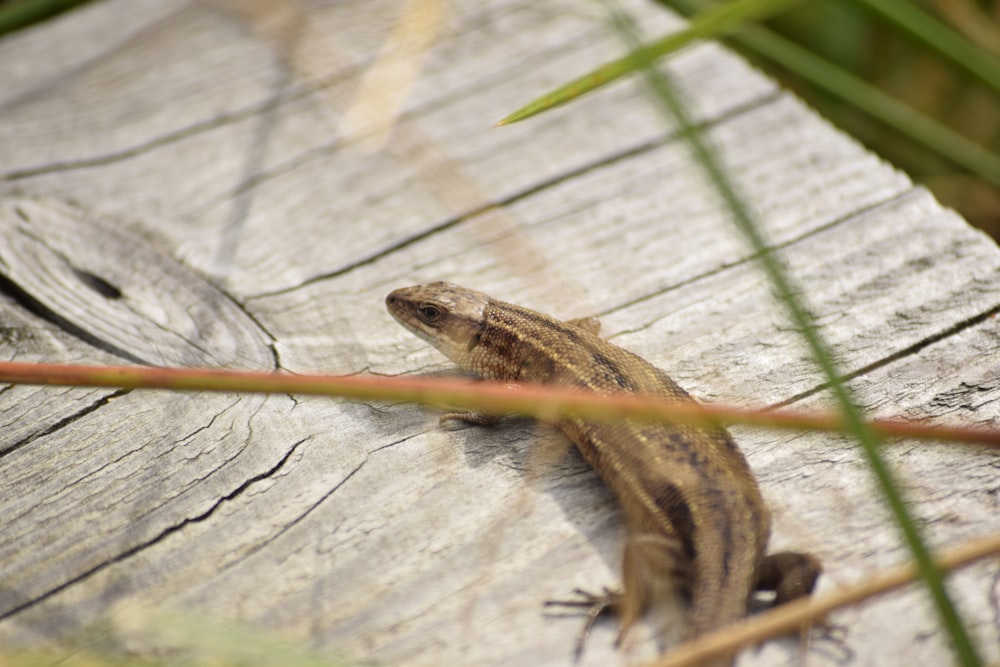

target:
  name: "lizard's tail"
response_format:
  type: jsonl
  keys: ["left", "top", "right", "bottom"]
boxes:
{"left": 615, "top": 529, "right": 739, "bottom": 661}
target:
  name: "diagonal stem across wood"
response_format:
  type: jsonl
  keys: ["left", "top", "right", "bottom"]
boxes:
{"left": 0, "top": 361, "right": 996, "bottom": 446}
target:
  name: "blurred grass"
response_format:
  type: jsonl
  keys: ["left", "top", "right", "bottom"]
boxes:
{"left": 748, "top": 0, "right": 1000, "bottom": 241}
{"left": 0, "top": 0, "right": 90, "bottom": 35}
{"left": 499, "top": 0, "right": 1000, "bottom": 244}
{"left": 0, "top": 606, "right": 364, "bottom": 667}
{"left": 658, "top": 0, "right": 1000, "bottom": 239}
{"left": 601, "top": 2, "right": 983, "bottom": 664}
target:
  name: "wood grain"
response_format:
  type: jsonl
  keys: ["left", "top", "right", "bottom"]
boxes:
{"left": 0, "top": 197, "right": 275, "bottom": 368}
{"left": 0, "top": 1, "right": 997, "bottom": 665}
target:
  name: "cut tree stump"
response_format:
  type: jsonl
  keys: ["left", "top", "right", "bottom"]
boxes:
{"left": 0, "top": 1, "right": 997, "bottom": 665}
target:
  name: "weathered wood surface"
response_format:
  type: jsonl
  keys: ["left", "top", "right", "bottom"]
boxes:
{"left": 1, "top": 1, "right": 998, "bottom": 665}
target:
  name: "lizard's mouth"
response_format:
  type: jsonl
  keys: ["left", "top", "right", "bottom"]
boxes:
{"left": 385, "top": 292, "right": 428, "bottom": 339}
{"left": 385, "top": 290, "right": 457, "bottom": 355}
{"left": 386, "top": 283, "right": 488, "bottom": 366}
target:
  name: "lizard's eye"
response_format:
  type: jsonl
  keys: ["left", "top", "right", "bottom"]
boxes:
{"left": 418, "top": 304, "right": 443, "bottom": 323}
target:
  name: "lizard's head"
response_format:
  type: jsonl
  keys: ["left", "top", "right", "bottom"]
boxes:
{"left": 386, "top": 282, "right": 489, "bottom": 366}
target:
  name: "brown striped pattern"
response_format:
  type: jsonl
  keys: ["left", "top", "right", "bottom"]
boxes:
{"left": 387, "top": 283, "right": 818, "bottom": 657}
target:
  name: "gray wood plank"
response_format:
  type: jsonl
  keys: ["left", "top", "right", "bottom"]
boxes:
{"left": 1, "top": 0, "right": 771, "bottom": 295}
{"left": 0, "top": 1, "right": 997, "bottom": 666}
{"left": 0, "top": 292, "right": 122, "bottom": 456}
{"left": 0, "top": 197, "right": 275, "bottom": 369}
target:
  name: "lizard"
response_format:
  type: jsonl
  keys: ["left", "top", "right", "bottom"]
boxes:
{"left": 385, "top": 281, "right": 821, "bottom": 664}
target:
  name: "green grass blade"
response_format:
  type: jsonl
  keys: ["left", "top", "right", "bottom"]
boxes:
{"left": 850, "top": 0, "right": 1000, "bottom": 93}
{"left": 604, "top": 2, "right": 983, "bottom": 665}
{"left": 735, "top": 25, "right": 1000, "bottom": 186}
{"left": 503, "top": 0, "right": 1000, "bottom": 188}
{"left": 497, "top": 0, "right": 801, "bottom": 125}
{"left": 657, "top": 0, "right": 1000, "bottom": 187}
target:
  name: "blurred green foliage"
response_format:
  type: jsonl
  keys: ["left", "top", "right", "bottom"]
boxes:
{"left": 758, "top": 0, "right": 1000, "bottom": 240}
{"left": 0, "top": 0, "right": 91, "bottom": 36}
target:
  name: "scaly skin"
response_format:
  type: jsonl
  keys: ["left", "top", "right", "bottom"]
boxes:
{"left": 386, "top": 282, "right": 820, "bottom": 663}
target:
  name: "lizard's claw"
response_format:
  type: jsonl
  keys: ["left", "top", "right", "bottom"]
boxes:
{"left": 544, "top": 587, "right": 621, "bottom": 661}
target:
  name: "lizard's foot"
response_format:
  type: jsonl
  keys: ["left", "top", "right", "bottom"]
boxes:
{"left": 439, "top": 411, "right": 502, "bottom": 427}
{"left": 544, "top": 587, "right": 621, "bottom": 661}
{"left": 806, "top": 619, "right": 851, "bottom": 662}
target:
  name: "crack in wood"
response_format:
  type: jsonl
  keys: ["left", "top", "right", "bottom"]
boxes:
{"left": 776, "top": 301, "right": 1000, "bottom": 409}
{"left": 0, "top": 198, "right": 277, "bottom": 369}
{"left": 602, "top": 188, "right": 926, "bottom": 330}
{"left": 0, "top": 271, "right": 148, "bottom": 365}
{"left": 0, "top": 434, "right": 310, "bottom": 622}
{"left": 249, "top": 92, "right": 788, "bottom": 301}
{"left": 70, "top": 268, "right": 123, "bottom": 300}
{"left": 207, "top": 444, "right": 399, "bottom": 575}
{"left": 0, "top": 389, "right": 127, "bottom": 459}
{"left": 1, "top": 81, "right": 310, "bottom": 182}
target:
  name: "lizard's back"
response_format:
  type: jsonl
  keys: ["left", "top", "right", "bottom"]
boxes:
{"left": 385, "top": 282, "right": 819, "bottom": 663}
{"left": 468, "top": 298, "right": 771, "bottom": 641}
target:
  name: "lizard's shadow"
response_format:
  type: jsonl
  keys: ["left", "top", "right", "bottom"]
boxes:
{"left": 446, "top": 415, "right": 626, "bottom": 585}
